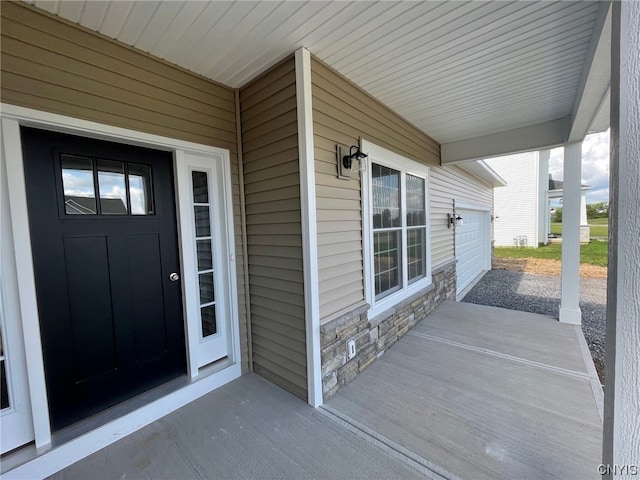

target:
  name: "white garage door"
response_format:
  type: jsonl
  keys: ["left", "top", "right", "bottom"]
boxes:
{"left": 455, "top": 208, "right": 490, "bottom": 295}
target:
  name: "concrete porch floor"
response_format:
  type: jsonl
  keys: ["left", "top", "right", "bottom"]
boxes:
{"left": 47, "top": 301, "right": 602, "bottom": 480}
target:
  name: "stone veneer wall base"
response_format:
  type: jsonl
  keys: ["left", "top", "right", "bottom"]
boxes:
{"left": 320, "top": 260, "right": 457, "bottom": 400}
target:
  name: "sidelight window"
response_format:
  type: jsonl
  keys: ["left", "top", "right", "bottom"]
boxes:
{"left": 191, "top": 171, "right": 217, "bottom": 338}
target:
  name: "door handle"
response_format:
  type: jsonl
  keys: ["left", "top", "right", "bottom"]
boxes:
{"left": 169, "top": 272, "right": 180, "bottom": 282}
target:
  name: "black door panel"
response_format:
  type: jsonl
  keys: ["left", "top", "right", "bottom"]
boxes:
{"left": 21, "top": 127, "right": 186, "bottom": 430}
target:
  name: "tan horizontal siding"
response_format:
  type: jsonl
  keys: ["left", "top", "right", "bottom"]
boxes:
{"left": 430, "top": 165, "right": 494, "bottom": 268}
{"left": 245, "top": 198, "right": 302, "bottom": 215}
{"left": 311, "top": 56, "right": 441, "bottom": 322}
{"left": 244, "top": 186, "right": 300, "bottom": 205}
{"left": 240, "top": 55, "right": 306, "bottom": 399}
{"left": 0, "top": 2, "right": 251, "bottom": 372}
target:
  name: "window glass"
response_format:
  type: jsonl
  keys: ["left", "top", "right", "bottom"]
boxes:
{"left": 97, "top": 160, "right": 128, "bottom": 215}
{"left": 196, "top": 239, "right": 213, "bottom": 271}
{"left": 371, "top": 164, "right": 428, "bottom": 299}
{"left": 0, "top": 361, "right": 8, "bottom": 410}
{"left": 191, "top": 171, "right": 217, "bottom": 339}
{"left": 406, "top": 174, "right": 426, "bottom": 226}
{"left": 0, "top": 326, "right": 8, "bottom": 409}
{"left": 407, "top": 228, "right": 426, "bottom": 282}
{"left": 194, "top": 206, "right": 211, "bottom": 237}
{"left": 372, "top": 164, "right": 401, "bottom": 228}
{"left": 128, "top": 163, "right": 154, "bottom": 215}
{"left": 200, "top": 305, "right": 217, "bottom": 337}
{"left": 198, "top": 272, "right": 215, "bottom": 305}
{"left": 192, "top": 171, "right": 209, "bottom": 203}
{"left": 374, "top": 230, "right": 400, "bottom": 296}
{"left": 61, "top": 156, "right": 154, "bottom": 217}
{"left": 61, "top": 155, "right": 96, "bottom": 215}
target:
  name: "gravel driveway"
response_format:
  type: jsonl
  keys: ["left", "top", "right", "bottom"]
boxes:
{"left": 461, "top": 269, "right": 606, "bottom": 384}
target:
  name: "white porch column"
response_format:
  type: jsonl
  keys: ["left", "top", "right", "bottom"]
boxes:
{"left": 559, "top": 142, "right": 582, "bottom": 324}
{"left": 580, "top": 191, "right": 588, "bottom": 225}
{"left": 538, "top": 149, "right": 550, "bottom": 244}
{"left": 603, "top": 0, "right": 640, "bottom": 475}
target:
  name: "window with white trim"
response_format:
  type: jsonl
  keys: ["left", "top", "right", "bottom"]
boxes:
{"left": 363, "top": 141, "right": 431, "bottom": 313}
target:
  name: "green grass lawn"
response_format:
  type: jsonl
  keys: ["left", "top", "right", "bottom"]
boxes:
{"left": 495, "top": 241, "right": 608, "bottom": 267}
{"left": 550, "top": 219, "right": 608, "bottom": 238}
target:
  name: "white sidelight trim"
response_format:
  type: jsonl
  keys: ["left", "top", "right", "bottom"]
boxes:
{"left": 0, "top": 104, "right": 242, "bottom": 455}
{"left": 2, "top": 118, "right": 52, "bottom": 448}
{"left": 1, "top": 119, "right": 37, "bottom": 453}
{"left": 175, "top": 149, "right": 239, "bottom": 372}
{"left": 295, "top": 47, "right": 322, "bottom": 408}
{"left": 559, "top": 141, "right": 582, "bottom": 325}
{"left": 441, "top": 117, "right": 569, "bottom": 164}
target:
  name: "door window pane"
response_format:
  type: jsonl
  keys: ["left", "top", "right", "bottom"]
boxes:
{"left": 97, "top": 160, "right": 127, "bottom": 215}
{"left": 198, "top": 272, "right": 215, "bottom": 305}
{"left": 194, "top": 206, "right": 211, "bottom": 237}
{"left": 1, "top": 361, "right": 9, "bottom": 410}
{"left": 128, "top": 163, "right": 154, "bottom": 215}
{"left": 61, "top": 155, "right": 96, "bottom": 215}
{"left": 196, "top": 240, "right": 213, "bottom": 271}
{"left": 201, "top": 305, "right": 217, "bottom": 337}
{"left": 192, "top": 171, "right": 209, "bottom": 203}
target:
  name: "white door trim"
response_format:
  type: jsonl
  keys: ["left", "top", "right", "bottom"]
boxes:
{"left": 0, "top": 104, "right": 241, "bottom": 455}
{"left": 0, "top": 121, "right": 35, "bottom": 453}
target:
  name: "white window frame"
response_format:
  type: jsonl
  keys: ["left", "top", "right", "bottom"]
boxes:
{"left": 361, "top": 140, "right": 432, "bottom": 319}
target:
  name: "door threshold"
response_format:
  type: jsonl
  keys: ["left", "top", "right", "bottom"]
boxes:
{"left": 2, "top": 360, "right": 241, "bottom": 479}
{"left": 52, "top": 375, "right": 190, "bottom": 448}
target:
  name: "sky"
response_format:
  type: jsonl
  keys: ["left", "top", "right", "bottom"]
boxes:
{"left": 548, "top": 129, "right": 610, "bottom": 205}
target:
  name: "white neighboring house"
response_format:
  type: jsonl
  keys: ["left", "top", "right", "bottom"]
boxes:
{"left": 487, "top": 151, "right": 590, "bottom": 248}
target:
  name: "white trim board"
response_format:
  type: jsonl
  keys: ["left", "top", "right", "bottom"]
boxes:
{"left": 0, "top": 104, "right": 242, "bottom": 473}
{"left": 295, "top": 48, "right": 322, "bottom": 408}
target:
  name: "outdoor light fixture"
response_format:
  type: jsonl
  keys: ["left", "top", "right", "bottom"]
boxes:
{"left": 448, "top": 213, "right": 464, "bottom": 228}
{"left": 336, "top": 143, "right": 368, "bottom": 179}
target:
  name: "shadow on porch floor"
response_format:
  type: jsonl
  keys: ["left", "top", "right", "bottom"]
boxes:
{"left": 48, "top": 301, "right": 602, "bottom": 480}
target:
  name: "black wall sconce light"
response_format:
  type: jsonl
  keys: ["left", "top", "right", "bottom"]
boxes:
{"left": 447, "top": 213, "right": 463, "bottom": 228}
{"left": 336, "top": 144, "right": 368, "bottom": 179}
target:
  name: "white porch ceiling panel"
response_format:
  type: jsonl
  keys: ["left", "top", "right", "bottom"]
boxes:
{"left": 28, "top": 0, "right": 603, "bottom": 145}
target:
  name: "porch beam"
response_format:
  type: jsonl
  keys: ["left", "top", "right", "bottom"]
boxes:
{"left": 440, "top": 118, "right": 569, "bottom": 164}
{"left": 603, "top": 0, "right": 640, "bottom": 474}
{"left": 559, "top": 141, "right": 582, "bottom": 325}
{"left": 567, "top": 2, "right": 612, "bottom": 143}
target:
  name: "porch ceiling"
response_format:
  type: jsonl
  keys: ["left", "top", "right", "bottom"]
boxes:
{"left": 29, "top": 0, "right": 610, "bottom": 150}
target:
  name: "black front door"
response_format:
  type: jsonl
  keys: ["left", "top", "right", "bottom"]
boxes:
{"left": 22, "top": 127, "right": 186, "bottom": 431}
